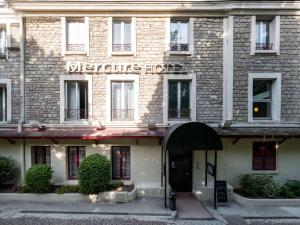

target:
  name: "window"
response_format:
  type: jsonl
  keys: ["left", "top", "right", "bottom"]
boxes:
{"left": 31, "top": 146, "right": 51, "bottom": 166}
{"left": 168, "top": 80, "right": 191, "bottom": 120}
{"left": 112, "top": 19, "right": 132, "bottom": 52}
{"left": 67, "top": 146, "right": 85, "bottom": 179}
{"left": 0, "top": 25, "right": 6, "bottom": 58}
{"left": 253, "top": 142, "right": 276, "bottom": 171}
{"left": 111, "top": 81, "right": 134, "bottom": 121}
{"left": 252, "top": 80, "right": 272, "bottom": 119}
{"left": 111, "top": 146, "right": 130, "bottom": 180}
{"left": 248, "top": 73, "right": 281, "bottom": 123}
{"left": 170, "top": 19, "right": 189, "bottom": 52}
{"left": 66, "top": 18, "right": 85, "bottom": 52}
{"left": 61, "top": 17, "right": 89, "bottom": 55}
{"left": 64, "top": 81, "right": 88, "bottom": 121}
{"left": 251, "top": 16, "right": 280, "bottom": 55}
{"left": 0, "top": 85, "right": 6, "bottom": 122}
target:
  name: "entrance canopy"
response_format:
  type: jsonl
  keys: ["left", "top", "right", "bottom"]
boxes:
{"left": 163, "top": 122, "right": 223, "bottom": 151}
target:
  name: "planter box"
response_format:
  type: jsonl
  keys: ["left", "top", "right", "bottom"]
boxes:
{"left": 233, "top": 192, "right": 300, "bottom": 207}
{"left": 0, "top": 188, "right": 137, "bottom": 204}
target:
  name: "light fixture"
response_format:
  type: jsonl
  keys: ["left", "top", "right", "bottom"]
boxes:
{"left": 254, "top": 106, "right": 259, "bottom": 113}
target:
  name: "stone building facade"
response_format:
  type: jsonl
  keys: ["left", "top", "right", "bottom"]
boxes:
{"left": 1, "top": 0, "right": 300, "bottom": 202}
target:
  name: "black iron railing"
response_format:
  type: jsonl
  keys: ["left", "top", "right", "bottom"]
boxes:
{"left": 170, "top": 43, "right": 189, "bottom": 52}
{"left": 256, "top": 43, "right": 273, "bottom": 50}
{"left": 111, "top": 109, "right": 134, "bottom": 121}
{"left": 168, "top": 108, "right": 191, "bottom": 119}
{"left": 112, "top": 44, "right": 132, "bottom": 52}
{"left": 65, "top": 109, "right": 88, "bottom": 121}
{"left": 66, "top": 44, "right": 85, "bottom": 52}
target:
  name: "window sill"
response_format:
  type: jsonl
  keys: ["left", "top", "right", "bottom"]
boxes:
{"left": 63, "top": 51, "right": 88, "bottom": 56}
{"left": 167, "top": 119, "right": 192, "bottom": 125}
{"left": 249, "top": 119, "right": 280, "bottom": 124}
{"left": 254, "top": 50, "right": 279, "bottom": 55}
{"left": 251, "top": 170, "right": 278, "bottom": 175}
{"left": 111, "top": 51, "right": 135, "bottom": 56}
{"left": 169, "top": 51, "right": 192, "bottom": 56}
{"left": 62, "top": 120, "right": 91, "bottom": 125}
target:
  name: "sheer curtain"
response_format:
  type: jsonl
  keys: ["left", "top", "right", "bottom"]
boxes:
{"left": 0, "top": 28, "right": 6, "bottom": 55}
{"left": 67, "top": 20, "right": 85, "bottom": 50}
{"left": 66, "top": 81, "right": 79, "bottom": 120}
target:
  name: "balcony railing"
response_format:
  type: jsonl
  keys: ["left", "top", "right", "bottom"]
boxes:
{"left": 111, "top": 109, "right": 134, "bottom": 121}
{"left": 170, "top": 43, "right": 189, "bottom": 52}
{"left": 168, "top": 108, "right": 191, "bottom": 120}
{"left": 65, "top": 108, "right": 88, "bottom": 121}
{"left": 66, "top": 44, "right": 85, "bottom": 52}
{"left": 256, "top": 43, "right": 273, "bottom": 50}
{"left": 112, "top": 44, "right": 132, "bottom": 52}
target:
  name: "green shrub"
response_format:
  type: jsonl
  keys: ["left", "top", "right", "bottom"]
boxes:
{"left": 24, "top": 164, "right": 53, "bottom": 193}
{"left": 239, "top": 173, "right": 258, "bottom": 196}
{"left": 261, "top": 182, "right": 280, "bottom": 198}
{"left": 78, "top": 154, "right": 110, "bottom": 194}
{"left": 110, "top": 181, "right": 123, "bottom": 190}
{"left": 280, "top": 185, "right": 296, "bottom": 198}
{"left": 0, "top": 155, "right": 19, "bottom": 186}
{"left": 55, "top": 185, "right": 79, "bottom": 194}
{"left": 255, "top": 175, "right": 274, "bottom": 196}
{"left": 283, "top": 180, "right": 300, "bottom": 197}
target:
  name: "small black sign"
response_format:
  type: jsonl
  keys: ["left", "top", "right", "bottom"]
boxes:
{"left": 215, "top": 180, "right": 228, "bottom": 203}
{"left": 206, "top": 162, "right": 215, "bottom": 177}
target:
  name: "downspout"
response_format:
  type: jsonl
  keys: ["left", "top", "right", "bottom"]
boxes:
{"left": 19, "top": 15, "right": 26, "bottom": 179}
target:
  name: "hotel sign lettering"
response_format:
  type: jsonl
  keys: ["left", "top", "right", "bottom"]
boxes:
{"left": 66, "top": 62, "right": 188, "bottom": 74}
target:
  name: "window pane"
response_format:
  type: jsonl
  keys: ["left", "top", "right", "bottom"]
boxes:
{"left": 32, "top": 146, "right": 51, "bottom": 166}
{"left": 111, "top": 82, "right": 122, "bottom": 120}
{"left": 67, "top": 20, "right": 85, "bottom": 51}
{"left": 253, "top": 102, "right": 271, "bottom": 118}
{"left": 68, "top": 147, "right": 85, "bottom": 179}
{"left": 124, "top": 22, "right": 131, "bottom": 45}
{"left": 0, "top": 28, "right": 5, "bottom": 55}
{"left": 112, "top": 146, "right": 130, "bottom": 179}
{"left": 180, "top": 81, "right": 190, "bottom": 118}
{"left": 256, "top": 22, "right": 260, "bottom": 44}
{"left": 113, "top": 22, "right": 121, "bottom": 45}
{"left": 179, "top": 22, "right": 189, "bottom": 44}
{"left": 253, "top": 80, "right": 272, "bottom": 100}
{"left": 123, "top": 147, "right": 131, "bottom": 179}
{"left": 168, "top": 81, "right": 178, "bottom": 119}
{"left": 79, "top": 82, "right": 88, "bottom": 119}
{"left": 112, "top": 146, "right": 121, "bottom": 179}
{"left": 170, "top": 22, "right": 178, "bottom": 44}
{"left": 253, "top": 142, "right": 276, "bottom": 170}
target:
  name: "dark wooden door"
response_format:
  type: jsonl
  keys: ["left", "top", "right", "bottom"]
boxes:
{"left": 169, "top": 151, "right": 192, "bottom": 192}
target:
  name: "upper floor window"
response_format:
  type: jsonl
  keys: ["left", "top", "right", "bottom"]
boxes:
{"left": 61, "top": 17, "right": 89, "bottom": 55}
{"left": 253, "top": 142, "right": 276, "bottom": 171}
{"left": 251, "top": 16, "right": 280, "bottom": 55}
{"left": 64, "top": 81, "right": 88, "bottom": 121}
{"left": 67, "top": 146, "right": 85, "bottom": 179}
{"left": 0, "top": 25, "right": 6, "bottom": 58}
{"left": 31, "top": 146, "right": 51, "bottom": 166}
{"left": 168, "top": 80, "right": 191, "bottom": 120}
{"left": 0, "top": 84, "right": 7, "bottom": 122}
{"left": 111, "top": 81, "right": 134, "bottom": 121}
{"left": 170, "top": 19, "right": 189, "bottom": 52}
{"left": 248, "top": 73, "right": 281, "bottom": 123}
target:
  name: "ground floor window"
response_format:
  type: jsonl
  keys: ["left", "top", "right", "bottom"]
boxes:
{"left": 111, "top": 146, "right": 131, "bottom": 180}
{"left": 67, "top": 146, "right": 86, "bottom": 179}
{"left": 31, "top": 146, "right": 51, "bottom": 165}
{"left": 252, "top": 142, "right": 276, "bottom": 171}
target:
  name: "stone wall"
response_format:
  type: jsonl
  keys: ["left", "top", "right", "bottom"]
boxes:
{"left": 24, "top": 16, "right": 224, "bottom": 125}
{"left": 233, "top": 16, "right": 300, "bottom": 123}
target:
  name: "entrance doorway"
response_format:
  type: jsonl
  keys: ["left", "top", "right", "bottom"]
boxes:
{"left": 169, "top": 150, "right": 192, "bottom": 192}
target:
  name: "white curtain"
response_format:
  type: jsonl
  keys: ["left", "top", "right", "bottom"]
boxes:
{"left": 0, "top": 28, "right": 6, "bottom": 55}
{"left": 67, "top": 21, "right": 85, "bottom": 45}
{"left": 66, "top": 82, "right": 79, "bottom": 120}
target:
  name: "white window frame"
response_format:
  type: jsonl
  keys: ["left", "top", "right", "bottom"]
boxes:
{"left": 163, "top": 74, "right": 196, "bottom": 124}
{"left": 106, "top": 75, "right": 139, "bottom": 124}
{"left": 0, "top": 79, "right": 11, "bottom": 123}
{"left": 248, "top": 73, "right": 281, "bottom": 123}
{"left": 61, "top": 17, "right": 89, "bottom": 56}
{"left": 251, "top": 16, "right": 280, "bottom": 55}
{"left": 108, "top": 17, "right": 136, "bottom": 56}
{"left": 0, "top": 23, "right": 11, "bottom": 59}
{"left": 60, "top": 75, "right": 93, "bottom": 124}
{"left": 166, "top": 17, "right": 194, "bottom": 55}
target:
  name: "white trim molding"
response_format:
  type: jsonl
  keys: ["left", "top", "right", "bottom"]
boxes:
{"left": 106, "top": 74, "right": 139, "bottom": 124}
{"left": 59, "top": 75, "right": 93, "bottom": 124}
{"left": 223, "top": 16, "right": 233, "bottom": 124}
{"left": 165, "top": 17, "right": 194, "bottom": 55}
{"left": 108, "top": 17, "right": 136, "bottom": 57}
{"left": 163, "top": 74, "right": 196, "bottom": 125}
{"left": 250, "top": 15, "right": 280, "bottom": 55}
{"left": 0, "top": 79, "right": 11, "bottom": 123}
{"left": 61, "top": 16, "right": 90, "bottom": 56}
{"left": 248, "top": 73, "right": 281, "bottom": 123}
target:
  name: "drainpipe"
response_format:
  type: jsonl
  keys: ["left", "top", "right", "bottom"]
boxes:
{"left": 19, "top": 15, "right": 26, "bottom": 180}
